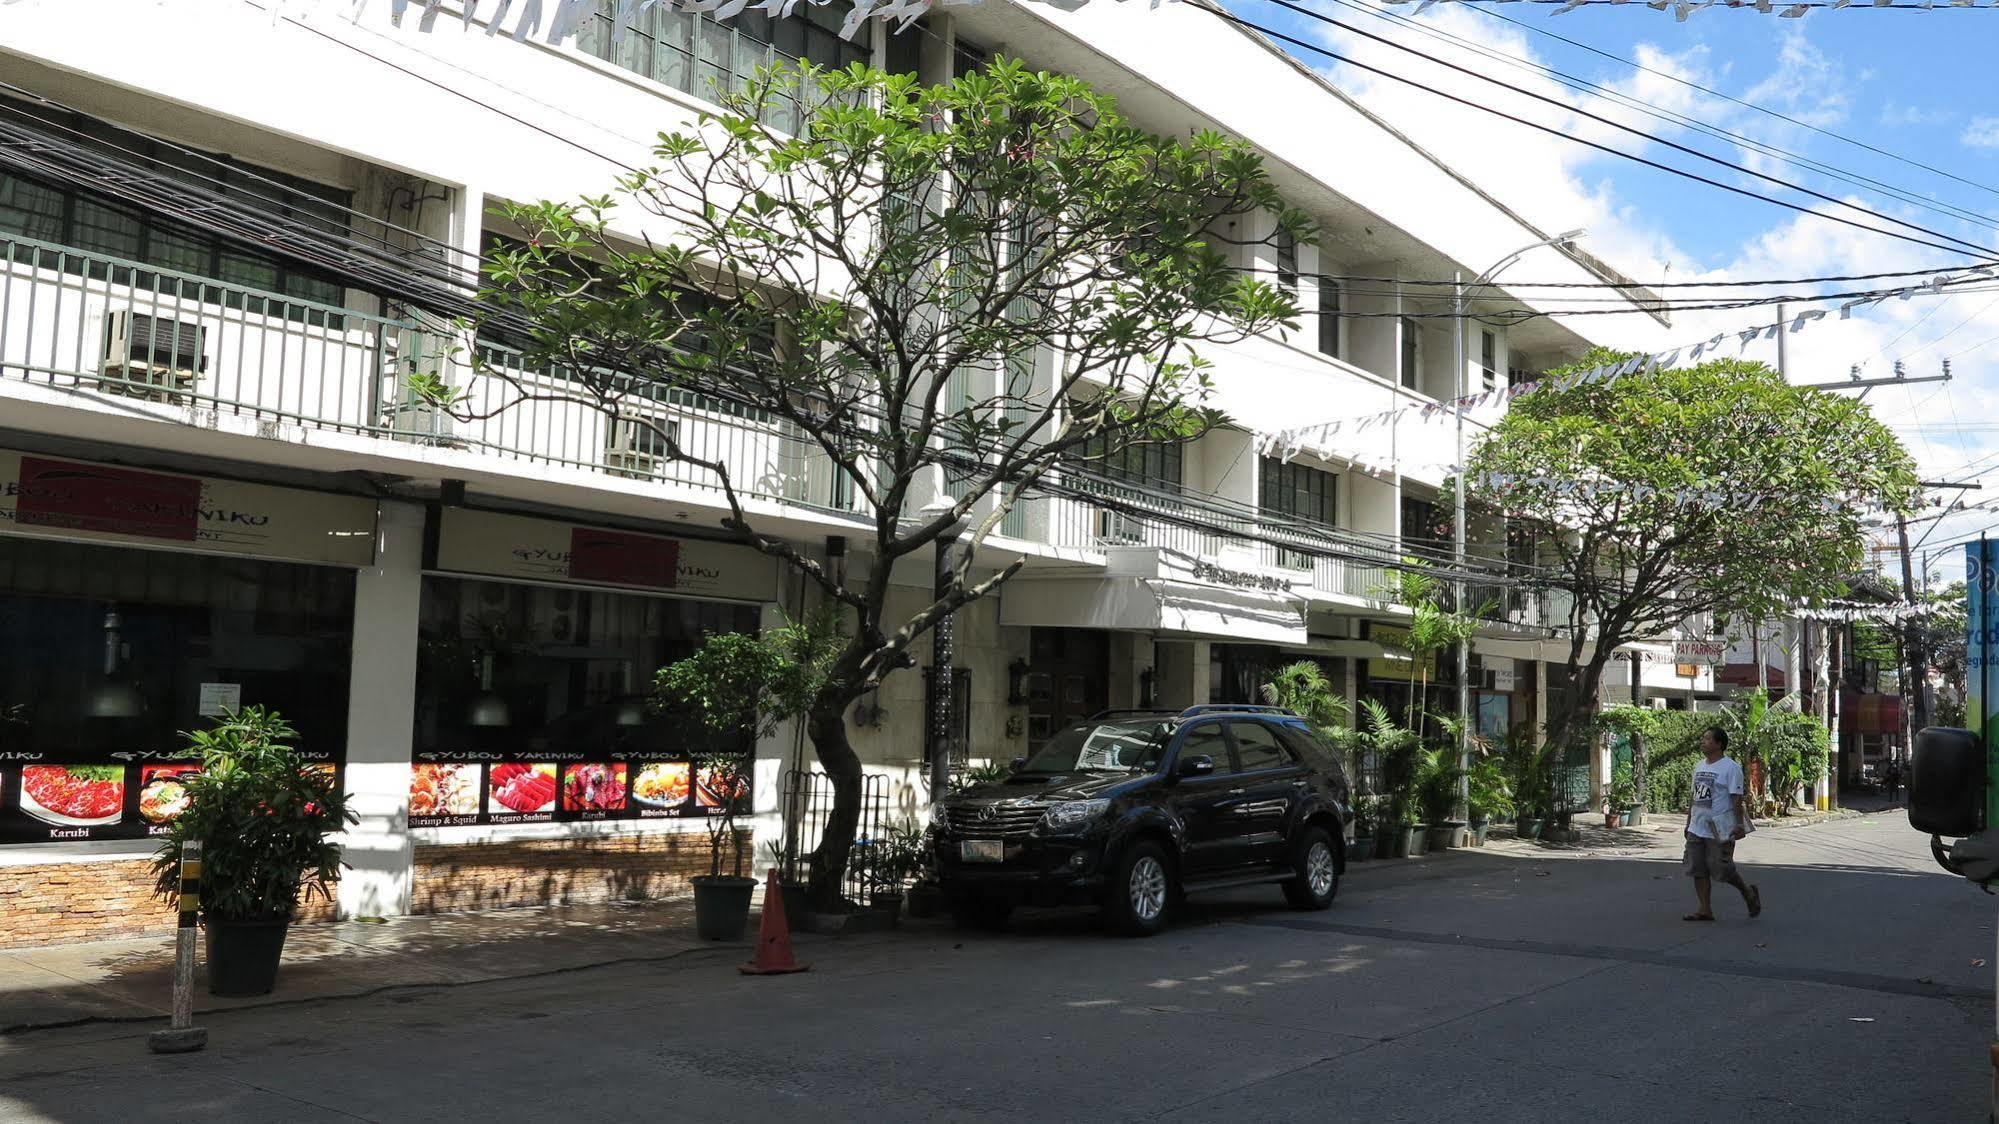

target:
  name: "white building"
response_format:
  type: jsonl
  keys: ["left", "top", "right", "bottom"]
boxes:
{"left": 0, "top": 0, "right": 1660, "bottom": 944}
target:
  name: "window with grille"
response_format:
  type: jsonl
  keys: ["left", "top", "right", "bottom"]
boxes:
{"left": 576, "top": 0, "right": 869, "bottom": 135}
{"left": 1399, "top": 316, "right": 1420, "bottom": 390}
{"left": 1080, "top": 433, "right": 1185, "bottom": 493}
{"left": 1274, "top": 228, "right": 1298, "bottom": 294}
{"left": 1260, "top": 457, "right": 1335, "bottom": 570}
{"left": 0, "top": 98, "right": 351, "bottom": 318}
{"left": 1317, "top": 281, "right": 1341, "bottom": 359}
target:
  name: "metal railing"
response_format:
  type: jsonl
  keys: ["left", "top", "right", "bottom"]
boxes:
{"left": 0, "top": 233, "right": 864, "bottom": 519}
{"left": 0, "top": 233, "right": 1577, "bottom": 636}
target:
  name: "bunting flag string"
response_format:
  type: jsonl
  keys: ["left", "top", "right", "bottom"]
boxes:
{"left": 1261, "top": 264, "right": 1994, "bottom": 467}
{"left": 1459, "top": 472, "right": 1870, "bottom": 514}
{"left": 1791, "top": 602, "right": 1951, "bottom": 622}
{"left": 323, "top": 0, "right": 1111, "bottom": 43}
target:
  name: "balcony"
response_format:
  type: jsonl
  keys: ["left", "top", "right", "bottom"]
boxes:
{"left": 0, "top": 233, "right": 862, "bottom": 518}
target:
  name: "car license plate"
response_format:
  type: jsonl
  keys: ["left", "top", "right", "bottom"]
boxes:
{"left": 960, "top": 839, "right": 1004, "bottom": 863}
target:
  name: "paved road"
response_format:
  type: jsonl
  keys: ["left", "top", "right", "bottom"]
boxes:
{"left": 1, "top": 813, "right": 1990, "bottom": 1123}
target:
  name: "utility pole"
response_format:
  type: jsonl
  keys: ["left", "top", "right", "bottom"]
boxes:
{"left": 1898, "top": 512, "right": 1929, "bottom": 739}
{"left": 1775, "top": 301, "right": 1788, "bottom": 379}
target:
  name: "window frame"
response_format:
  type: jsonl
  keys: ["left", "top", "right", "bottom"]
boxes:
{"left": 1227, "top": 721, "right": 1293, "bottom": 774}
{"left": 1317, "top": 280, "right": 1341, "bottom": 359}
{"left": 1480, "top": 330, "right": 1498, "bottom": 392}
{"left": 1399, "top": 316, "right": 1420, "bottom": 390}
{"left": 1274, "top": 227, "right": 1298, "bottom": 295}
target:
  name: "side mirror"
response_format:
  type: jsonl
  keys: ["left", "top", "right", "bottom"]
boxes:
{"left": 1177, "top": 754, "right": 1215, "bottom": 779}
{"left": 1010, "top": 756, "right": 1027, "bottom": 773}
{"left": 1911, "top": 726, "right": 1983, "bottom": 837}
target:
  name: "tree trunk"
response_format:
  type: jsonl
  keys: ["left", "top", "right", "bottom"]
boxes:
{"left": 804, "top": 700, "right": 865, "bottom": 912}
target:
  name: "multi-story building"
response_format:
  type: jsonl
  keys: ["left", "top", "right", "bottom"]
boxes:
{"left": 0, "top": 0, "right": 1661, "bottom": 944}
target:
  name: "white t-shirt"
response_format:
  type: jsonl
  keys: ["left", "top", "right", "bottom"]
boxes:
{"left": 1689, "top": 755, "right": 1745, "bottom": 840}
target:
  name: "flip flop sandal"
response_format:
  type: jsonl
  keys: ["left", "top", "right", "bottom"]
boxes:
{"left": 1682, "top": 913, "right": 1715, "bottom": 922}
{"left": 1748, "top": 886, "right": 1762, "bottom": 918}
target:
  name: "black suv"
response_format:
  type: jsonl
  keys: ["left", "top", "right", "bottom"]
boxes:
{"left": 930, "top": 704, "right": 1350, "bottom": 936}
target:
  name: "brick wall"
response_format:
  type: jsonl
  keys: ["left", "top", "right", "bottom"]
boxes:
{"left": 409, "top": 830, "right": 749, "bottom": 916}
{"left": 0, "top": 860, "right": 335, "bottom": 950}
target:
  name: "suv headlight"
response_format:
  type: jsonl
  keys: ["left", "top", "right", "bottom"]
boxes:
{"left": 1040, "top": 799, "right": 1110, "bottom": 831}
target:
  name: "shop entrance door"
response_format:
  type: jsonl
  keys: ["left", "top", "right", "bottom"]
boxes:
{"left": 1026, "top": 628, "right": 1109, "bottom": 750}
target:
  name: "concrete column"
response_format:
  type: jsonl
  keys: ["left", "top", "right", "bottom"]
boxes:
{"left": 1190, "top": 641, "right": 1213, "bottom": 705}
{"left": 335, "top": 500, "right": 425, "bottom": 920}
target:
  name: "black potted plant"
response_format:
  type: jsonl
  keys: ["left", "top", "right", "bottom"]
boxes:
{"left": 1417, "top": 746, "right": 1467, "bottom": 852}
{"left": 1467, "top": 755, "right": 1512, "bottom": 846}
{"left": 654, "top": 613, "right": 839, "bottom": 942}
{"left": 1348, "top": 797, "right": 1377, "bottom": 862}
{"left": 151, "top": 707, "right": 354, "bottom": 997}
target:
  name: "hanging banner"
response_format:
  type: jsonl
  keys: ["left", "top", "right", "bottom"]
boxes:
{"left": 0, "top": 450, "right": 377, "bottom": 567}
{"left": 434, "top": 507, "right": 777, "bottom": 603}
{"left": 1969, "top": 540, "right": 1999, "bottom": 830}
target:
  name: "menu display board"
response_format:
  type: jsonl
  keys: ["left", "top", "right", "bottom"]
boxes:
{"left": 408, "top": 750, "right": 746, "bottom": 829}
{"left": 0, "top": 754, "right": 341, "bottom": 844}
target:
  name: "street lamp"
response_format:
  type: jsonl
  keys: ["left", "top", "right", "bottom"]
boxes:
{"left": 1451, "top": 229, "right": 1586, "bottom": 799}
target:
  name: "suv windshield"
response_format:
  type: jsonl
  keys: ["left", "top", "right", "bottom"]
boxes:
{"left": 1021, "top": 719, "right": 1175, "bottom": 774}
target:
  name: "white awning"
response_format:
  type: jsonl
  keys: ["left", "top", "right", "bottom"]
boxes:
{"left": 1000, "top": 576, "right": 1308, "bottom": 645}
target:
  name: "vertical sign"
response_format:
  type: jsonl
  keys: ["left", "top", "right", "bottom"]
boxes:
{"left": 1970, "top": 540, "right": 1999, "bottom": 830}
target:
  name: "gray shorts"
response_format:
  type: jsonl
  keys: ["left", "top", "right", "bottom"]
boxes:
{"left": 1682, "top": 835, "right": 1738, "bottom": 881}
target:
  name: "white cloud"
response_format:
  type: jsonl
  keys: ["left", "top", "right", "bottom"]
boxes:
{"left": 1961, "top": 117, "right": 1999, "bottom": 150}
{"left": 1300, "top": 12, "right": 1999, "bottom": 579}
{"left": 1880, "top": 103, "right": 1948, "bottom": 128}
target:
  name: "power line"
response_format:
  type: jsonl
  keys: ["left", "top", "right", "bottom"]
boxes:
{"left": 1318, "top": 0, "right": 1999, "bottom": 234}
{"left": 1462, "top": 3, "right": 1999, "bottom": 209}
{"left": 1239, "top": 0, "right": 1999, "bottom": 261}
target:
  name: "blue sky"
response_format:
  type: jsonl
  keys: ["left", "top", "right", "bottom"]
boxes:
{"left": 1227, "top": 0, "right": 1999, "bottom": 578}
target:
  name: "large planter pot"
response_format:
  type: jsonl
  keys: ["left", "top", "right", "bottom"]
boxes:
{"left": 1516, "top": 817, "right": 1544, "bottom": 841}
{"left": 1389, "top": 826, "right": 1415, "bottom": 859}
{"left": 1407, "top": 824, "right": 1430, "bottom": 857}
{"left": 204, "top": 917, "right": 290, "bottom": 997}
{"left": 1604, "top": 810, "right": 1621, "bottom": 829}
{"left": 906, "top": 882, "right": 942, "bottom": 919}
{"left": 778, "top": 881, "right": 810, "bottom": 926}
{"left": 1619, "top": 808, "right": 1639, "bottom": 827}
{"left": 1427, "top": 822, "right": 1463, "bottom": 851}
{"left": 1348, "top": 836, "right": 1375, "bottom": 863}
{"left": 1469, "top": 819, "right": 1491, "bottom": 846}
{"left": 692, "top": 875, "right": 757, "bottom": 941}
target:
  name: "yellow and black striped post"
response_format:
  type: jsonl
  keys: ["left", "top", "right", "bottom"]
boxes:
{"left": 147, "top": 839, "right": 207, "bottom": 1054}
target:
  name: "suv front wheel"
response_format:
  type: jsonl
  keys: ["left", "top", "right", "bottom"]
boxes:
{"left": 1104, "top": 839, "right": 1174, "bottom": 937}
{"left": 1282, "top": 826, "right": 1339, "bottom": 910}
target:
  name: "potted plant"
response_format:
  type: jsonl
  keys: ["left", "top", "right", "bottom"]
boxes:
{"left": 1467, "top": 755, "right": 1512, "bottom": 845}
{"left": 762, "top": 838, "right": 811, "bottom": 924}
{"left": 655, "top": 614, "right": 839, "bottom": 941}
{"left": 1417, "top": 747, "right": 1467, "bottom": 852}
{"left": 1608, "top": 762, "right": 1638, "bottom": 829}
{"left": 151, "top": 707, "right": 354, "bottom": 997}
{"left": 1348, "top": 797, "right": 1377, "bottom": 862}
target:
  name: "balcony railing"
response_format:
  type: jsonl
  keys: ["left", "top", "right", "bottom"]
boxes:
{"left": 0, "top": 233, "right": 862, "bottom": 518}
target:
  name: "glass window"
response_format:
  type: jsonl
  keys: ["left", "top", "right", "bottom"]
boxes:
{"left": 580, "top": 0, "right": 867, "bottom": 130}
{"left": 1177, "top": 722, "right": 1234, "bottom": 775}
{"left": 1274, "top": 228, "right": 1297, "bottom": 294}
{"left": 1399, "top": 316, "right": 1420, "bottom": 390}
{"left": 1230, "top": 722, "right": 1291, "bottom": 772}
{"left": 0, "top": 535, "right": 355, "bottom": 845}
{"left": 1317, "top": 281, "right": 1341, "bottom": 359}
{"left": 1081, "top": 432, "right": 1184, "bottom": 493}
{"left": 0, "top": 97, "right": 352, "bottom": 318}
{"left": 1480, "top": 330, "right": 1498, "bottom": 391}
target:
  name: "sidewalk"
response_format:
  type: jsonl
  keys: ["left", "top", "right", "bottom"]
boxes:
{"left": 1, "top": 897, "right": 763, "bottom": 1035}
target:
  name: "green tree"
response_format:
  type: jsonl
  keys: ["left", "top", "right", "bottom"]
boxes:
{"left": 1465, "top": 353, "right": 1919, "bottom": 762}
{"left": 438, "top": 60, "right": 1306, "bottom": 907}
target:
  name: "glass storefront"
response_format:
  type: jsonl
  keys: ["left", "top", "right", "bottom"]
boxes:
{"left": 410, "top": 575, "right": 759, "bottom": 828}
{"left": 0, "top": 535, "right": 354, "bottom": 843}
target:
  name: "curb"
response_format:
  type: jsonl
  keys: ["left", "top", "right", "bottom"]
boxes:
{"left": 0, "top": 941, "right": 748, "bottom": 1038}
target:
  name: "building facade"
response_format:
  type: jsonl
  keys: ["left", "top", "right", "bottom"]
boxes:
{"left": 0, "top": 0, "right": 1659, "bottom": 946}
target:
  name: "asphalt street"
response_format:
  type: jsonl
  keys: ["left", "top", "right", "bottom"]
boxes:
{"left": 0, "top": 812, "right": 1989, "bottom": 1123}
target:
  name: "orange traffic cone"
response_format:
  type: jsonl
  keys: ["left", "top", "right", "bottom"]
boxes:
{"left": 739, "top": 868, "right": 810, "bottom": 976}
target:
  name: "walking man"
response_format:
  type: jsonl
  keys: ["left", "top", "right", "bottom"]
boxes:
{"left": 1683, "top": 726, "right": 1761, "bottom": 922}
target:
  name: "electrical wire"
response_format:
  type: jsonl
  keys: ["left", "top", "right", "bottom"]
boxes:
{"left": 1313, "top": 0, "right": 1999, "bottom": 234}
{"left": 1466, "top": 1, "right": 1999, "bottom": 210}
{"left": 1234, "top": 0, "right": 1999, "bottom": 262}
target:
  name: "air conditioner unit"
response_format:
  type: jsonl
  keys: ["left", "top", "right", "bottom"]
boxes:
{"left": 1096, "top": 507, "right": 1146, "bottom": 546}
{"left": 100, "top": 310, "right": 205, "bottom": 404}
{"left": 605, "top": 415, "right": 676, "bottom": 480}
